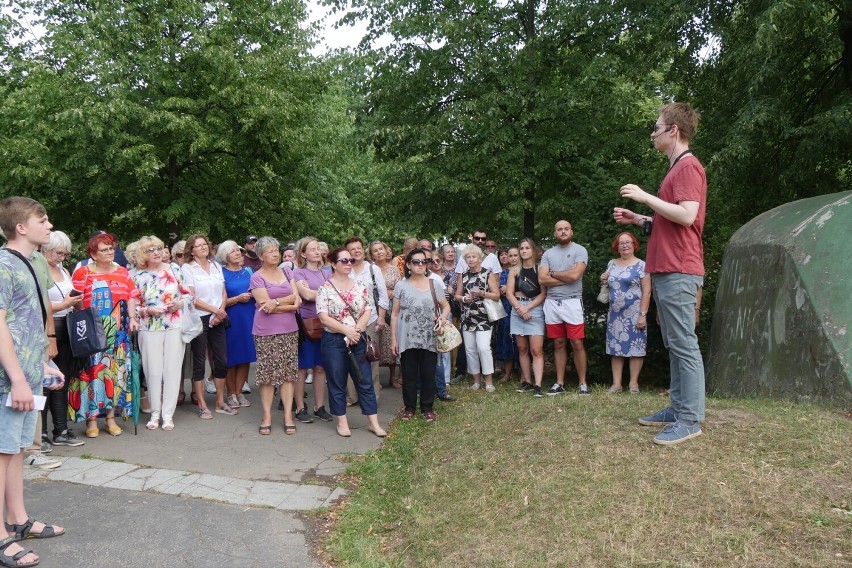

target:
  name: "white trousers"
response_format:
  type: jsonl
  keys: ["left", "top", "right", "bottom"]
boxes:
{"left": 462, "top": 329, "right": 494, "bottom": 376}
{"left": 139, "top": 328, "right": 185, "bottom": 421}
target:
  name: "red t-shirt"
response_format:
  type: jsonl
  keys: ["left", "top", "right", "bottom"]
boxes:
{"left": 645, "top": 155, "right": 707, "bottom": 276}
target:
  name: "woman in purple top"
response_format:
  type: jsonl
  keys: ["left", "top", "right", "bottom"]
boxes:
{"left": 293, "top": 237, "right": 332, "bottom": 423}
{"left": 249, "top": 237, "right": 301, "bottom": 435}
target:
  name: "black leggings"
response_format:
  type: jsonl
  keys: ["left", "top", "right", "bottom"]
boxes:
{"left": 43, "top": 317, "right": 72, "bottom": 437}
{"left": 190, "top": 314, "right": 228, "bottom": 380}
{"left": 401, "top": 348, "right": 437, "bottom": 413}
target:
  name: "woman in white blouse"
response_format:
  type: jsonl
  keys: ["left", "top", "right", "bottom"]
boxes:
{"left": 181, "top": 234, "right": 235, "bottom": 419}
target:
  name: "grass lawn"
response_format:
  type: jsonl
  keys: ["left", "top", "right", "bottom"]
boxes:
{"left": 321, "top": 382, "right": 851, "bottom": 567}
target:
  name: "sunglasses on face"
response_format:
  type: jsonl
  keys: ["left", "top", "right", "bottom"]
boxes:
{"left": 336, "top": 258, "right": 355, "bottom": 265}
{"left": 146, "top": 246, "right": 164, "bottom": 254}
{"left": 409, "top": 259, "right": 430, "bottom": 266}
{"left": 472, "top": 236, "right": 486, "bottom": 242}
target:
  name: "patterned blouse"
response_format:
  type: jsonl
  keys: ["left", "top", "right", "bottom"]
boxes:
{"left": 133, "top": 266, "right": 191, "bottom": 332}
{"left": 316, "top": 280, "right": 370, "bottom": 332}
{"left": 460, "top": 268, "right": 492, "bottom": 332}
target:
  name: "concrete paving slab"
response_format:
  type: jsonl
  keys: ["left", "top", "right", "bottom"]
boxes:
{"left": 24, "top": 480, "right": 320, "bottom": 568}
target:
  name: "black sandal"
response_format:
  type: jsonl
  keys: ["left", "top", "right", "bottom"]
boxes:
{"left": 0, "top": 536, "right": 39, "bottom": 567}
{"left": 284, "top": 423, "right": 297, "bottom": 435}
{"left": 258, "top": 424, "right": 272, "bottom": 436}
{"left": 4, "top": 517, "right": 64, "bottom": 540}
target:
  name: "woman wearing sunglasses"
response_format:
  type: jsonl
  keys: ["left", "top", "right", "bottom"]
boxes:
{"left": 316, "top": 248, "right": 386, "bottom": 438}
{"left": 133, "top": 235, "right": 190, "bottom": 431}
{"left": 390, "top": 249, "right": 451, "bottom": 422}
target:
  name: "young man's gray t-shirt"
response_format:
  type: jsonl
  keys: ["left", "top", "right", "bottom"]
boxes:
{"left": 540, "top": 243, "right": 589, "bottom": 301}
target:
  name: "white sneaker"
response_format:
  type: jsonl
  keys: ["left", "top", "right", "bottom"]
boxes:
{"left": 25, "top": 453, "right": 62, "bottom": 470}
{"left": 470, "top": 382, "right": 481, "bottom": 390}
{"left": 305, "top": 370, "right": 313, "bottom": 384}
{"left": 204, "top": 377, "right": 216, "bottom": 394}
{"left": 485, "top": 384, "right": 496, "bottom": 393}
{"left": 241, "top": 383, "right": 251, "bottom": 394}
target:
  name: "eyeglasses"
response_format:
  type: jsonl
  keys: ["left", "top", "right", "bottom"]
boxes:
{"left": 97, "top": 247, "right": 115, "bottom": 254}
{"left": 485, "top": 244, "right": 497, "bottom": 249}
{"left": 146, "top": 246, "right": 164, "bottom": 254}
{"left": 335, "top": 258, "right": 355, "bottom": 265}
{"left": 174, "top": 252, "right": 184, "bottom": 258}
{"left": 618, "top": 241, "right": 634, "bottom": 247}
{"left": 409, "top": 259, "right": 430, "bottom": 266}
{"left": 52, "top": 251, "right": 70, "bottom": 258}
{"left": 472, "top": 236, "right": 486, "bottom": 242}
{"left": 652, "top": 123, "right": 672, "bottom": 134}
{"left": 431, "top": 259, "right": 442, "bottom": 264}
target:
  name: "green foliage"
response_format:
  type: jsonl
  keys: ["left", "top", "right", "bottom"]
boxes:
{"left": 0, "top": 0, "right": 378, "bottom": 248}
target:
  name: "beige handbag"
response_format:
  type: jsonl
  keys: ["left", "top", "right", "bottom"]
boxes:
{"left": 430, "top": 280, "right": 462, "bottom": 352}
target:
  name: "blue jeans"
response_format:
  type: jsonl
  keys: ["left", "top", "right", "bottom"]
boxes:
{"left": 652, "top": 273, "right": 705, "bottom": 421}
{"left": 321, "top": 331, "right": 378, "bottom": 417}
{"left": 435, "top": 352, "right": 447, "bottom": 398}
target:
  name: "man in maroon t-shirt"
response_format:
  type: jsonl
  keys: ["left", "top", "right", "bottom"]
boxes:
{"left": 614, "top": 102, "right": 706, "bottom": 446}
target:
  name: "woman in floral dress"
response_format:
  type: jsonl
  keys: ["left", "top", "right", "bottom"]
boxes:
{"left": 600, "top": 232, "right": 651, "bottom": 394}
{"left": 370, "top": 240, "right": 401, "bottom": 388}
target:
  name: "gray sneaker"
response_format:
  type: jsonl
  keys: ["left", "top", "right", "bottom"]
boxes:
{"left": 40, "top": 440, "right": 53, "bottom": 454}
{"left": 313, "top": 406, "right": 333, "bottom": 422}
{"left": 638, "top": 407, "right": 679, "bottom": 426}
{"left": 53, "top": 429, "right": 85, "bottom": 447}
{"left": 653, "top": 419, "right": 702, "bottom": 446}
{"left": 25, "top": 453, "right": 62, "bottom": 470}
{"left": 295, "top": 408, "right": 314, "bottom": 423}
{"left": 578, "top": 384, "right": 591, "bottom": 396}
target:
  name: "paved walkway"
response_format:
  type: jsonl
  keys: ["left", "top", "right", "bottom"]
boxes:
{"left": 22, "top": 370, "right": 403, "bottom": 568}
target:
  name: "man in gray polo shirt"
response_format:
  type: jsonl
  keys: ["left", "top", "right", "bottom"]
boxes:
{"left": 538, "top": 220, "right": 590, "bottom": 395}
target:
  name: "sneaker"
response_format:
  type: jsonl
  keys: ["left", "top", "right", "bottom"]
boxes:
{"left": 204, "top": 377, "right": 216, "bottom": 394}
{"left": 241, "top": 383, "right": 251, "bottom": 394}
{"left": 437, "top": 394, "right": 457, "bottom": 402}
{"left": 516, "top": 382, "right": 534, "bottom": 393}
{"left": 25, "top": 453, "right": 62, "bottom": 470}
{"left": 578, "top": 384, "right": 591, "bottom": 396}
{"left": 638, "top": 407, "right": 679, "bottom": 426}
{"left": 305, "top": 370, "right": 313, "bottom": 384}
{"left": 546, "top": 383, "right": 565, "bottom": 396}
{"left": 40, "top": 440, "right": 53, "bottom": 454}
{"left": 533, "top": 386, "right": 543, "bottom": 398}
{"left": 423, "top": 411, "right": 437, "bottom": 423}
{"left": 295, "top": 408, "right": 314, "bottom": 423}
{"left": 313, "top": 406, "right": 333, "bottom": 422}
{"left": 53, "top": 430, "right": 85, "bottom": 447}
{"left": 653, "top": 419, "right": 702, "bottom": 446}
{"left": 485, "top": 384, "right": 496, "bottom": 393}
{"left": 470, "top": 382, "right": 481, "bottom": 390}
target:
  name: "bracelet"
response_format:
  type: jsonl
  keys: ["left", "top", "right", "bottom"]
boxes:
{"left": 639, "top": 312, "right": 647, "bottom": 317}
{"left": 47, "top": 334, "right": 56, "bottom": 338}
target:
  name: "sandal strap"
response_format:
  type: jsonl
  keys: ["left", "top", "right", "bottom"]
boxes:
{"left": 4, "top": 517, "right": 34, "bottom": 540}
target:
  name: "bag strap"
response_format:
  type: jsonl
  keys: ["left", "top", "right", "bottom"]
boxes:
{"left": 428, "top": 279, "right": 440, "bottom": 317}
{"left": 368, "top": 262, "right": 382, "bottom": 311}
{"left": 328, "top": 281, "right": 366, "bottom": 325}
{"left": 5, "top": 248, "right": 47, "bottom": 326}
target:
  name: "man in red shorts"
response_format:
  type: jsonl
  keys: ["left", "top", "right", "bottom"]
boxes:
{"left": 538, "top": 220, "right": 590, "bottom": 395}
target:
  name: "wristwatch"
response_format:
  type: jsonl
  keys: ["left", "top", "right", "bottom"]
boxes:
{"left": 274, "top": 299, "right": 280, "bottom": 306}
{"left": 639, "top": 312, "right": 647, "bottom": 317}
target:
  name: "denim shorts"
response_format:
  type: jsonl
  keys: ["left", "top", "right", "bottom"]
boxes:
{"left": 0, "top": 393, "right": 38, "bottom": 454}
{"left": 510, "top": 299, "right": 545, "bottom": 336}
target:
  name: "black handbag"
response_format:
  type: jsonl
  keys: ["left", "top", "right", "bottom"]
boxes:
{"left": 516, "top": 266, "right": 541, "bottom": 298}
{"left": 66, "top": 307, "right": 107, "bottom": 358}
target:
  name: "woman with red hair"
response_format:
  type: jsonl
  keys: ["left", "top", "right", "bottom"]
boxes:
{"left": 599, "top": 231, "right": 651, "bottom": 394}
{"left": 69, "top": 233, "right": 140, "bottom": 437}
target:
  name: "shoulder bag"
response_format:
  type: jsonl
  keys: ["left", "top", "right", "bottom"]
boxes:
{"left": 597, "top": 260, "right": 614, "bottom": 304}
{"left": 429, "top": 280, "right": 462, "bottom": 352}
{"left": 481, "top": 271, "right": 508, "bottom": 322}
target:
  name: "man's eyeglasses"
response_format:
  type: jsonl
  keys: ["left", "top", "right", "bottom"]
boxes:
{"left": 409, "top": 259, "right": 430, "bottom": 266}
{"left": 335, "top": 258, "right": 355, "bottom": 265}
{"left": 472, "top": 236, "right": 486, "bottom": 242}
{"left": 652, "top": 123, "right": 672, "bottom": 134}
{"left": 97, "top": 247, "right": 115, "bottom": 254}
{"left": 146, "top": 246, "right": 164, "bottom": 254}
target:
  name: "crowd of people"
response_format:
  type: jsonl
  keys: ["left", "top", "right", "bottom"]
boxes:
{"left": 0, "top": 102, "right": 707, "bottom": 566}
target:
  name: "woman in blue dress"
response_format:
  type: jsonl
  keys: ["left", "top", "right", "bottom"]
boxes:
{"left": 600, "top": 232, "right": 651, "bottom": 394}
{"left": 494, "top": 247, "right": 519, "bottom": 382}
{"left": 217, "top": 241, "right": 257, "bottom": 407}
